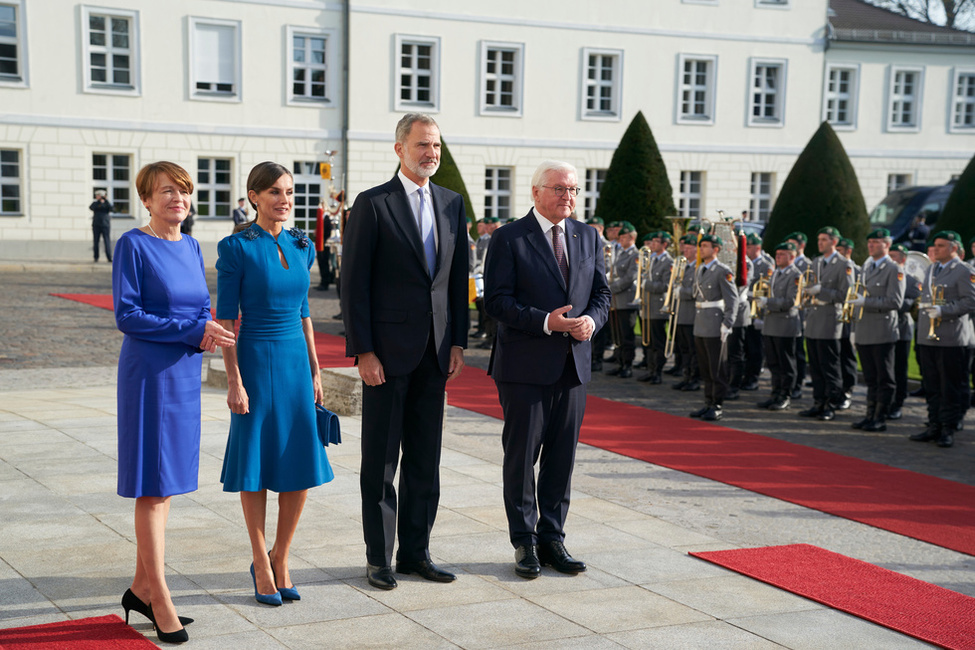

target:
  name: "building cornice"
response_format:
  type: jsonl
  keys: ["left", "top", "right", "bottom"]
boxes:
{"left": 0, "top": 114, "right": 336, "bottom": 140}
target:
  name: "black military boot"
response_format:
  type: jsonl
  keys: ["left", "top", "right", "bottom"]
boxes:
{"left": 851, "top": 401, "right": 876, "bottom": 430}
{"left": 909, "top": 422, "right": 940, "bottom": 442}
{"left": 799, "top": 402, "right": 824, "bottom": 418}
{"left": 862, "top": 403, "right": 887, "bottom": 432}
{"left": 937, "top": 424, "right": 955, "bottom": 448}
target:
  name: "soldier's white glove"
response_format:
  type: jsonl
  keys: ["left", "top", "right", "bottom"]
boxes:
{"left": 925, "top": 305, "right": 942, "bottom": 319}
{"left": 720, "top": 324, "right": 732, "bottom": 342}
{"left": 804, "top": 284, "right": 822, "bottom": 296}
{"left": 849, "top": 296, "right": 866, "bottom": 307}
{"left": 758, "top": 297, "right": 768, "bottom": 307}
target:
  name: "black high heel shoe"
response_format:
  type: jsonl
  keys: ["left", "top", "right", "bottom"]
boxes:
{"left": 121, "top": 589, "right": 194, "bottom": 626}
{"left": 147, "top": 604, "right": 188, "bottom": 644}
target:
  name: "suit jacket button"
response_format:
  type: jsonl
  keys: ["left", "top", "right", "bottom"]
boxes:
{"left": 563, "top": 332, "right": 569, "bottom": 337}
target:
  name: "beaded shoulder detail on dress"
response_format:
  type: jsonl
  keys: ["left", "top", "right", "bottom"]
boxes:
{"left": 287, "top": 227, "right": 310, "bottom": 249}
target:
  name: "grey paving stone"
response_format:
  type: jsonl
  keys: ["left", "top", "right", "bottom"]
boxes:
{"left": 608, "top": 620, "right": 785, "bottom": 649}
{"left": 727, "top": 609, "right": 935, "bottom": 649}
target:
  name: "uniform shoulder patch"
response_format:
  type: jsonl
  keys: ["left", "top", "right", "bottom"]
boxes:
{"left": 897, "top": 272, "right": 904, "bottom": 282}
{"left": 917, "top": 282, "right": 923, "bottom": 292}
{"left": 794, "top": 277, "right": 800, "bottom": 285}
{"left": 970, "top": 274, "right": 975, "bottom": 283}
{"left": 726, "top": 272, "right": 734, "bottom": 282}
{"left": 846, "top": 267, "right": 852, "bottom": 275}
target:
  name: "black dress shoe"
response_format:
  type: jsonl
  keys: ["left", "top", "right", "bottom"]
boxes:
{"left": 366, "top": 564, "right": 398, "bottom": 590}
{"left": 937, "top": 428, "right": 955, "bottom": 448}
{"left": 671, "top": 380, "right": 687, "bottom": 390}
{"left": 740, "top": 379, "right": 760, "bottom": 391}
{"left": 832, "top": 397, "right": 852, "bottom": 411}
{"left": 862, "top": 419, "right": 887, "bottom": 432}
{"left": 701, "top": 406, "right": 722, "bottom": 421}
{"left": 790, "top": 388, "right": 802, "bottom": 400}
{"left": 634, "top": 360, "right": 647, "bottom": 369}
{"left": 818, "top": 407, "right": 835, "bottom": 421}
{"left": 768, "top": 397, "right": 790, "bottom": 411}
{"left": 396, "top": 559, "right": 456, "bottom": 583}
{"left": 689, "top": 405, "right": 710, "bottom": 418}
{"left": 910, "top": 424, "right": 939, "bottom": 442}
{"left": 604, "top": 366, "right": 622, "bottom": 376}
{"left": 537, "top": 541, "right": 586, "bottom": 574}
{"left": 724, "top": 390, "right": 740, "bottom": 401}
{"left": 665, "top": 366, "right": 683, "bottom": 376}
{"left": 681, "top": 381, "right": 701, "bottom": 392}
{"left": 514, "top": 545, "right": 541, "bottom": 579}
{"left": 798, "top": 405, "right": 823, "bottom": 417}
{"left": 617, "top": 366, "right": 633, "bottom": 379}
{"left": 756, "top": 396, "right": 777, "bottom": 409}
{"left": 887, "top": 407, "right": 902, "bottom": 420}
{"left": 851, "top": 417, "right": 874, "bottom": 430}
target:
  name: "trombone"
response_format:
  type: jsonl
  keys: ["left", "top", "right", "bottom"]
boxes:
{"left": 926, "top": 285, "right": 946, "bottom": 340}
{"left": 636, "top": 248, "right": 654, "bottom": 346}
{"left": 663, "top": 256, "right": 688, "bottom": 359}
{"left": 604, "top": 243, "right": 621, "bottom": 348}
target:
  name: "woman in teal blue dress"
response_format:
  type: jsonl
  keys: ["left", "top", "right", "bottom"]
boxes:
{"left": 216, "top": 161, "right": 333, "bottom": 606}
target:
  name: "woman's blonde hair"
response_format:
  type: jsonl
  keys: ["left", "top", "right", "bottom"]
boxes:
{"left": 136, "top": 161, "right": 193, "bottom": 200}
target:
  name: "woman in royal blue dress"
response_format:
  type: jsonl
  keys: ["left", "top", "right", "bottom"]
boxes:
{"left": 114, "top": 161, "right": 236, "bottom": 643}
{"left": 216, "top": 162, "right": 334, "bottom": 606}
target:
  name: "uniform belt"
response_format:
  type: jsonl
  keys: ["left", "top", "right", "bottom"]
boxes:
{"left": 917, "top": 301, "right": 933, "bottom": 309}
{"left": 696, "top": 300, "right": 725, "bottom": 310}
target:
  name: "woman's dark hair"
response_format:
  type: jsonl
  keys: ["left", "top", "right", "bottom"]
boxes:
{"left": 246, "top": 161, "right": 292, "bottom": 218}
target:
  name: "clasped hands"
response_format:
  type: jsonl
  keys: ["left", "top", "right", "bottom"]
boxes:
{"left": 549, "top": 305, "right": 593, "bottom": 341}
{"left": 199, "top": 319, "right": 235, "bottom": 353}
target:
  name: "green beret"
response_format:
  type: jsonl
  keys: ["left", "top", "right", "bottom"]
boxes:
{"left": 686, "top": 223, "right": 702, "bottom": 234}
{"left": 641, "top": 232, "right": 655, "bottom": 242}
{"left": 867, "top": 227, "right": 891, "bottom": 240}
{"left": 656, "top": 231, "right": 673, "bottom": 242}
{"left": 838, "top": 237, "right": 855, "bottom": 249}
{"left": 745, "top": 233, "right": 763, "bottom": 245}
{"left": 775, "top": 241, "right": 797, "bottom": 252}
{"left": 933, "top": 230, "right": 962, "bottom": 244}
{"left": 680, "top": 234, "right": 698, "bottom": 245}
{"left": 890, "top": 243, "right": 909, "bottom": 255}
{"left": 818, "top": 226, "right": 841, "bottom": 239}
{"left": 587, "top": 216, "right": 604, "bottom": 226}
{"left": 618, "top": 223, "right": 636, "bottom": 235}
{"left": 699, "top": 233, "right": 723, "bottom": 247}
{"left": 969, "top": 236, "right": 975, "bottom": 247}
{"left": 786, "top": 231, "right": 807, "bottom": 244}
{"left": 505, "top": 217, "right": 516, "bottom": 224}
{"left": 607, "top": 221, "right": 621, "bottom": 228}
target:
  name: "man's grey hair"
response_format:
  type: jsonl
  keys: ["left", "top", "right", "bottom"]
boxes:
{"left": 531, "top": 160, "right": 578, "bottom": 189}
{"left": 395, "top": 113, "right": 439, "bottom": 144}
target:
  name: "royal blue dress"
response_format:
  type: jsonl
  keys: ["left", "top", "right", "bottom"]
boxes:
{"left": 216, "top": 223, "right": 333, "bottom": 493}
{"left": 113, "top": 229, "right": 211, "bottom": 498}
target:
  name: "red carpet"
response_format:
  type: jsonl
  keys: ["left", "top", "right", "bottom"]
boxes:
{"left": 691, "top": 544, "right": 975, "bottom": 649}
{"left": 0, "top": 614, "right": 157, "bottom": 648}
{"left": 51, "top": 295, "right": 975, "bottom": 557}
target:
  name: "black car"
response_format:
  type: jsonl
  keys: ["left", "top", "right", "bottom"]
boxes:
{"left": 868, "top": 180, "right": 956, "bottom": 250}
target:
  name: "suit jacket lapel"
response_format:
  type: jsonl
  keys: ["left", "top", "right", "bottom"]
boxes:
{"left": 525, "top": 209, "right": 568, "bottom": 291}
{"left": 565, "top": 218, "right": 585, "bottom": 294}
{"left": 429, "top": 183, "right": 452, "bottom": 279}
{"left": 383, "top": 177, "right": 427, "bottom": 273}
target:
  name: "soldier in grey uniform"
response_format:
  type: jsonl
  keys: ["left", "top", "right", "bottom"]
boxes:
{"left": 472, "top": 217, "right": 496, "bottom": 347}
{"left": 911, "top": 230, "right": 975, "bottom": 448}
{"left": 888, "top": 243, "right": 922, "bottom": 420}
{"left": 639, "top": 230, "right": 674, "bottom": 383}
{"left": 606, "top": 222, "right": 640, "bottom": 378}
{"left": 588, "top": 217, "right": 612, "bottom": 370}
{"left": 836, "top": 238, "right": 859, "bottom": 405}
{"left": 742, "top": 234, "right": 772, "bottom": 391}
{"left": 787, "top": 231, "right": 811, "bottom": 399}
{"left": 848, "top": 228, "right": 905, "bottom": 432}
{"left": 800, "top": 227, "right": 854, "bottom": 421}
{"left": 756, "top": 242, "right": 802, "bottom": 411}
{"left": 689, "top": 233, "right": 738, "bottom": 421}
{"left": 673, "top": 235, "right": 700, "bottom": 391}
{"left": 726, "top": 256, "right": 753, "bottom": 400}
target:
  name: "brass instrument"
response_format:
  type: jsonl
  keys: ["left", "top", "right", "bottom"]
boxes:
{"left": 663, "top": 256, "right": 688, "bottom": 359}
{"left": 665, "top": 215, "right": 690, "bottom": 258}
{"left": 699, "top": 210, "right": 742, "bottom": 277}
{"left": 927, "top": 285, "right": 946, "bottom": 340}
{"left": 750, "top": 271, "right": 771, "bottom": 319}
{"left": 794, "top": 266, "right": 806, "bottom": 309}
{"left": 799, "top": 267, "right": 816, "bottom": 307}
{"left": 839, "top": 281, "right": 862, "bottom": 323}
{"left": 604, "top": 243, "right": 621, "bottom": 347}
{"left": 636, "top": 248, "right": 654, "bottom": 346}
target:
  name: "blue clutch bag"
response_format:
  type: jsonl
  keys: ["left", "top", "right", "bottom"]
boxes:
{"left": 316, "top": 404, "right": 341, "bottom": 446}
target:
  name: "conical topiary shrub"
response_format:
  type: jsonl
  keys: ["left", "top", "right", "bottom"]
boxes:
{"left": 764, "top": 121, "right": 869, "bottom": 263}
{"left": 596, "top": 111, "right": 675, "bottom": 238}
{"left": 932, "top": 153, "right": 975, "bottom": 245}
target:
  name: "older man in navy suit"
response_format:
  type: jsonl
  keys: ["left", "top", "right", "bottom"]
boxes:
{"left": 342, "top": 113, "right": 469, "bottom": 590}
{"left": 484, "top": 161, "right": 611, "bottom": 579}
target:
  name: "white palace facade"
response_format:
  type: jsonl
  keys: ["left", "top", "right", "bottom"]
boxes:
{"left": 1, "top": 0, "right": 973, "bottom": 261}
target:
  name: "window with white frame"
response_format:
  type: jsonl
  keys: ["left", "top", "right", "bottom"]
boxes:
{"left": 196, "top": 158, "right": 232, "bottom": 217}
{"left": 92, "top": 154, "right": 132, "bottom": 216}
{"left": 0, "top": 149, "right": 21, "bottom": 215}
{"left": 484, "top": 167, "right": 512, "bottom": 220}
{"left": 581, "top": 48, "right": 622, "bottom": 120}
{"left": 395, "top": 35, "right": 439, "bottom": 111}
{"left": 292, "top": 161, "right": 323, "bottom": 235}
{"left": 480, "top": 42, "right": 523, "bottom": 116}
{"left": 756, "top": 0, "right": 789, "bottom": 6}
{"left": 289, "top": 28, "right": 331, "bottom": 104}
{"left": 677, "top": 55, "right": 717, "bottom": 124}
{"left": 82, "top": 6, "right": 139, "bottom": 93}
{"left": 750, "top": 173, "right": 773, "bottom": 222}
{"left": 887, "top": 66, "right": 923, "bottom": 131}
{"left": 585, "top": 169, "right": 606, "bottom": 219}
{"left": 748, "top": 58, "right": 786, "bottom": 127}
{"left": 887, "top": 173, "right": 913, "bottom": 193}
{"left": 0, "top": 2, "right": 25, "bottom": 84}
{"left": 190, "top": 17, "right": 240, "bottom": 100}
{"left": 824, "top": 65, "right": 858, "bottom": 128}
{"left": 678, "top": 171, "right": 703, "bottom": 219}
{"left": 951, "top": 69, "right": 975, "bottom": 131}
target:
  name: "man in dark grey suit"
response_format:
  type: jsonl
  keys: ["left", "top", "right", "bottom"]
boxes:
{"left": 342, "top": 113, "right": 469, "bottom": 590}
{"left": 485, "top": 160, "right": 611, "bottom": 580}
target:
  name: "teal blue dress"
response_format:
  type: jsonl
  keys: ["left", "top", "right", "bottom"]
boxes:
{"left": 216, "top": 223, "right": 333, "bottom": 492}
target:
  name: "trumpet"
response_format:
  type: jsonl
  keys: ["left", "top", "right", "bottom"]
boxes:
{"left": 839, "top": 281, "right": 862, "bottom": 324}
{"left": 750, "top": 272, "right": 771, "bottom": 319}
{"left": 663, "top": 256, "right": 688, "bottom": 359}
{"left": 927, "top": 285, "right": 946, "bottom": 340}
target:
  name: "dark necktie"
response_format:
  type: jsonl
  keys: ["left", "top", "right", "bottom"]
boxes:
{"left": 934, "top": 264, "right": 943, "bottom": 277}
{"left": 552, "top": 224, "right": 568, "bottom": 285}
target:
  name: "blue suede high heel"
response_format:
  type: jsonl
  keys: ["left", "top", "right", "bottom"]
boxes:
{"left": 269, "top": 551, "right": 300, "bottom": 601}
{"left": 250, "top": 563, "right": 282, "bottom": 606}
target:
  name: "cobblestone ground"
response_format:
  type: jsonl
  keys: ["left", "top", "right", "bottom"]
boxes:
{"left": 2, "top": 263, "right": 972, "bottom": 488}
